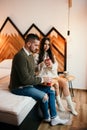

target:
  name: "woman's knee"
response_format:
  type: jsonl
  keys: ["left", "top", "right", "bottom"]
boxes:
{"left": 59, "top": 79, "right": 67, "bottom": 88}
{"left": 53, "top": 83, "right": 59, "bottom": 89}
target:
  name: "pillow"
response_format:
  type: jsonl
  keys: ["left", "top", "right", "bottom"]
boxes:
{"left": 0, "top": 59, "right": 12, "bottom": 69}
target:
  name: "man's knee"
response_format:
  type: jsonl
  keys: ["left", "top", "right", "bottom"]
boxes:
{"left": 42, "top": 94, "right": 48, "bottom": 103}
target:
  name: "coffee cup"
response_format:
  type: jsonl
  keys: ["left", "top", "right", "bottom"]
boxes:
{"left": 63, "top": 71, "right": 69, "bottom": 77}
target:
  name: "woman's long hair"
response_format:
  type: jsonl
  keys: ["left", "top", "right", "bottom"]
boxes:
{"left": 38, "top": 37, "right": 55, "bottom": 64}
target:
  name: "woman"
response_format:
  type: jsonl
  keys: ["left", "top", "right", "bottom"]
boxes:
{"left": 34, "top": 37, "right": 78, "bottom": 116}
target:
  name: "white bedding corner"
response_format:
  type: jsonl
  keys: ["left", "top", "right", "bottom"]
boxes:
{"left": 0, "top": 59, "right": 12, "bottom": 79}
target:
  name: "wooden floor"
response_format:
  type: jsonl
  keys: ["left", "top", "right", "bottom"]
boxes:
{"left": 38, "top": 89, "right": 87, "bottom": 130}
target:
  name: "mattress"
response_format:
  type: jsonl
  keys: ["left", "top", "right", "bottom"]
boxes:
{"left": 0, "top": 75, "right": 36, "bottom": 126}
{"left": 0, "top": 89, "right": 36, "bottom": 125}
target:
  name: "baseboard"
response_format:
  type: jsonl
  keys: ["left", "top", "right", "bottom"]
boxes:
{"left": 73, "top": 88, "right": 87, "bottom": 91}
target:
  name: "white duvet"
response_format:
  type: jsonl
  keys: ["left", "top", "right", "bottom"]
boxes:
{"left": 0, "top": 59, "right": 12, "bottom": 79}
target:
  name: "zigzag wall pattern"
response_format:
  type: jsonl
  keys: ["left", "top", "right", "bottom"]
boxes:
{"left": 0, "top": 17, "right": 67, "bottom": 73}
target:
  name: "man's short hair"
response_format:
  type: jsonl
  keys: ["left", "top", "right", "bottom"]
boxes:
{"left": 25, "top": 33, "right": 40, "bottom": 44}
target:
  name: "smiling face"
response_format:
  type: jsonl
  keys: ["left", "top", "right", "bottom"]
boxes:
{"left": 25, "top": 39, "right": 40, "bottom": 53}
{"left": 29, "top": 39, "right": 40, "bottom": 53}
{"left": 44, "top": 40, "right": 50, "bottom": 52}
{"left": 24, "top": 33, "right": 40, "bottom": 54}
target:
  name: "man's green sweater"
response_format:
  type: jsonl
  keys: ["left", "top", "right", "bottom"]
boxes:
{"left": 9, "top": 48, "right": 42, "bottom": 91}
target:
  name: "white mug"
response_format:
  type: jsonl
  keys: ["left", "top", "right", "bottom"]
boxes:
{"left": 63, "top": 71, "right": 69, "bottom": 77}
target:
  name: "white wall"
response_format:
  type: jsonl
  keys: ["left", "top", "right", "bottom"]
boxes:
{"left": 0, "top": 0, "right": 87, "bottom": 90}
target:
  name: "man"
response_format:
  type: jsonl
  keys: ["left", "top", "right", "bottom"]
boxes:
{"left": 9, "top": 33, "right": 68, "bottom": 126}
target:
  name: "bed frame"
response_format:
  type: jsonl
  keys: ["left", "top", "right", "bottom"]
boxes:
{"left": 0, "top": 102, "right": 43, "bottom": 130}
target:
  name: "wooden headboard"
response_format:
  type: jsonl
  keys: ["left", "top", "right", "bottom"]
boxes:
{"left": 0, "top": 17, "right": 67, "bottom": 73}
{"left": 46, "top": 27, "right": 67, "bottom": 73}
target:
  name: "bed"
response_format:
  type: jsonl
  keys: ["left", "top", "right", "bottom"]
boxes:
{"left": 0, "top": 59, "right": 42, "bottom": 130}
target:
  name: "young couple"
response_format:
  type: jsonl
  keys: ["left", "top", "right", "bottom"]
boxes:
{"left": 9, "top": 34, "right": 77, "bottom": 127}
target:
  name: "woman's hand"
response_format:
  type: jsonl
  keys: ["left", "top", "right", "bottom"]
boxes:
{"left": 44, "top": 58, "right": 52, "bottom": 68}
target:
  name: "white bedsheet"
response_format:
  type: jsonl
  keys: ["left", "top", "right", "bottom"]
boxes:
{"left": 0, "top": 59, "right": 12, "bottom": 79}
{"left": 0, "top": 89, "right": 36, "bottom": 125}
{"left": 0, "top": 68, "right": 11, "bottom": 79}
